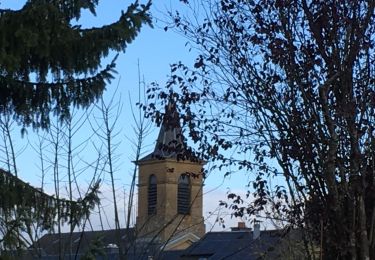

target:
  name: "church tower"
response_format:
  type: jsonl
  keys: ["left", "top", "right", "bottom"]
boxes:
{"left": 136, "top": 102, "right": 205, "bottom": 250}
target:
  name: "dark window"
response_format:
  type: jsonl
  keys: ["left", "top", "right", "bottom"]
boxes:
{"left": 148, "top": 174, "right": 157, "bottom": 215}
{"left": 178, "top": 174, "right": 190, "bottom": 214}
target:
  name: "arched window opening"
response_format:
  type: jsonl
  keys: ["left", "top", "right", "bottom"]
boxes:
{"left": 148, "top": 174, "right": 157, "bottom": 215}
{"left": 178, "top": 174, "right": 190, "bottom": 214}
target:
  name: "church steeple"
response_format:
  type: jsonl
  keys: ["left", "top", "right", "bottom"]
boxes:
{"left": 136, "top": 101, "right": 205, "bottom": 250}
{"left": 139, "top": 100, "right": 186, "bottom": 161}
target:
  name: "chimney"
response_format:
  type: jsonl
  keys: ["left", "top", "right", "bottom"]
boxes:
{"left": 253, "top": 222, "right": 260, "bottom": 240}
{"left": 238, "top": 222, "right": 246, "bottom": 229}
{"left": 230, "top": 222, "right": 251, "bottom": 231}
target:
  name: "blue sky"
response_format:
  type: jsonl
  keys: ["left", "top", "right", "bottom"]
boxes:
{"left": 0, "top": 0, "right": 257, "bottom": 231}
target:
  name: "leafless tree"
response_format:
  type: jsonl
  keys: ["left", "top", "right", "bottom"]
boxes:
{"left": 145, "top": 0, "right": 375, "bottom": 259}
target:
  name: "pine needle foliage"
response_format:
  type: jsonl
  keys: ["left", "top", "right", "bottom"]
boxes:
{"left": 0, "top": 0, "right": 151, "bottom": 129}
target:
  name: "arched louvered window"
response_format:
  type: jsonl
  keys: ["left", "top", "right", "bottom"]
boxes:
{"left": 178, "top": 174, "right": 190, "bottom": 214}
{"left": 148, "top": 174, "right": 157, "bottom": 215}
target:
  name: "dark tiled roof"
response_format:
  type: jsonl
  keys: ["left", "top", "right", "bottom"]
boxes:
{"left": 31, "top": 229, "right": 179, "bottom": 260}
{"left": 31, "top": 228, "right": 135, "bottom": 257}
{"left": 29, "top": 228, "right": 301, "bottom": 259}
{"left": 180, "top": 230, "right": 286, "bottom": 259}
{"left": 139, "top": 101, "right": 190, "bottom": 162}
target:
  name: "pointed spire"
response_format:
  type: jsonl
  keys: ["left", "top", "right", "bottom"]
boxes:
{"left": 153, "top": 100, "right": 185, "bottom": 159}
{"left": 139, "top": 99, "right": 186, "bottom": 161}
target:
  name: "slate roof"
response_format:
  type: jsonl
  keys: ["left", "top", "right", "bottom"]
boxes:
{"left": 179, "top": 229, "right": 290, "bottom": 260}
{"left": 138, "top": 101, "right": 195, "bottom": 162}
{"left": 26, "top": 228, "right": 302, "bottom": 260}
{"left": 30, "top": 228, "right": 135, "bottom": 259}
{"left": 29, "top": 228, "right": 181, "bottom": 260}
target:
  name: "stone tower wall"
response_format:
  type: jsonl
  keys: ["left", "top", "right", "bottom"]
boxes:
{"left": 136, "top": 159, "right": 205, "bottom": 243}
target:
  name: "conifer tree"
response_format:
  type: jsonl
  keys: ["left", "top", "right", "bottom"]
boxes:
{"left": 0, "top": 0, "right": 151, "bottom": 253}
{"left": 0, "top": 0, "right": 151, "bottom": 129}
